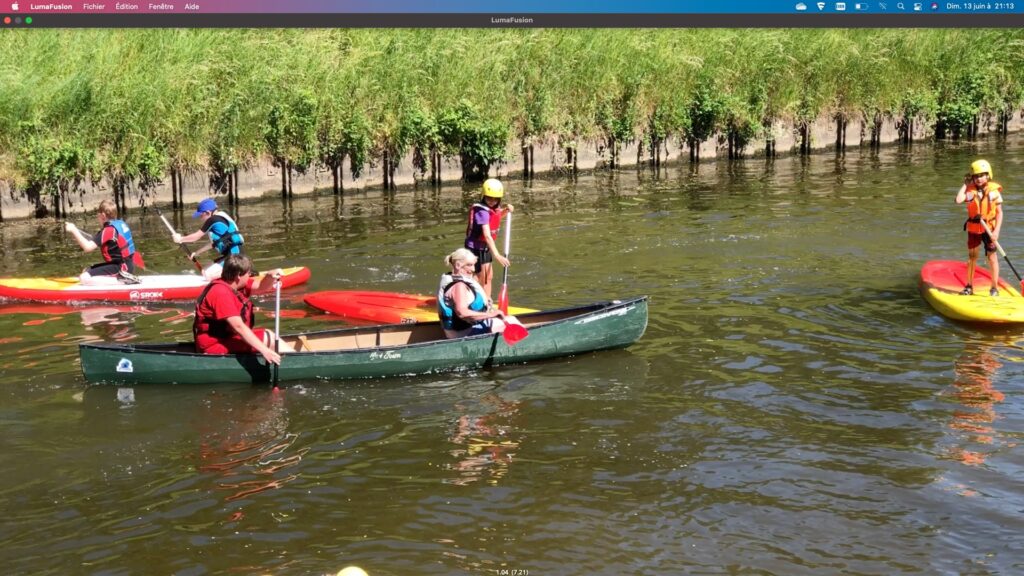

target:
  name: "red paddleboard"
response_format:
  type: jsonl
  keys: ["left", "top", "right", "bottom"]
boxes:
{"left": 920, "top": 260, "right": 1014, "bottom": 293}
{"left": 304, "top": 290, "right": 534, "bottom": 324}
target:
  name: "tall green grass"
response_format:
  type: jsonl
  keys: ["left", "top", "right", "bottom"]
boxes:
{"left": 0, "top": 29, "right": 1021, "bottom": 213}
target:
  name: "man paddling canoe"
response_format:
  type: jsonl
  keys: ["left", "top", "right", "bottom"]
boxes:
{"left": 955, "top": 159, "right": 1004, "bottom": 296}
{"left": 193, "top": 254, "right": 293, "bottom": 365}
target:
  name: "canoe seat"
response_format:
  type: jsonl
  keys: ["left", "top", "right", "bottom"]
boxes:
{"left": 353, "top": 330, "right": 381, "bottom": 349}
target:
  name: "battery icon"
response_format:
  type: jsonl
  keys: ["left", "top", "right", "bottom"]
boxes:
{"left": 855, "top": 2, "right": 869, "bottom": 7}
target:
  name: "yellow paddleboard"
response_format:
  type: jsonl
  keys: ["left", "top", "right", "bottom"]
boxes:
{"left": 920, "top": 260, "right": 1024, "bottom": 323}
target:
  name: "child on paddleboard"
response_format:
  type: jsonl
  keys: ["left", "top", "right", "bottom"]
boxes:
{"left": 955, "top": 159, "right": 1004, "bottom": 296}
{"left": 464, "top": 178, "right": 513, "bottom": 302}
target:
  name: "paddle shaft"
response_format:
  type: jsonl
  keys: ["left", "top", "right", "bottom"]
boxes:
{"left": 273, "top": 275, "right": 282, "bottom": 386}
{"left": 501, "top": 211, "right": 512, "bottom": 282}
{"left": 496, "top": 211, "right": 529, "bottom": 344}
{"left": 979, "top": 219, "right": 1024, "bottom": 284}
{"left": 498, "top": 212, "right": 512, "bottom": 314}
{"left": 156, "top": 208, "right": 204, "bottom": 273}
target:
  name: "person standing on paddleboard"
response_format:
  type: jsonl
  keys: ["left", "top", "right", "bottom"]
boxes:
{"left": 173, "top": 198, "right": 245, "bottom": 281}
{"left": 956, "top": 159, "right": 1004, "bottom": 296}
{"left": 465, "top": 178, "right": 513, "bottom": 303}
{"left": 65, "top": 199, "right": 144, "bottom": 285}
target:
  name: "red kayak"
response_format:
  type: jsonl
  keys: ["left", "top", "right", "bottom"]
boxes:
{"left": 304, "top": 290, "right": 535, "bottom": 324}
{"left": 0, "top": 266, "right": 311, "bottom": 303}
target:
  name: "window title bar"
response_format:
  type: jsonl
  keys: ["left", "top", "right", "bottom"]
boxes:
{"left": 4, "top": 0, "right": 1021, "bottom": 14}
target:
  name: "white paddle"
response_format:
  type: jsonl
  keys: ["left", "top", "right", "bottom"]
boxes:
{"left": 273, "top": 272, "right": 282, "bottom": 386}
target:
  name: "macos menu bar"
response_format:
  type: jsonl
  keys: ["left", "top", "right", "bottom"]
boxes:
{"left": 3, "top": 0, "right": 1021, "bottom": 26}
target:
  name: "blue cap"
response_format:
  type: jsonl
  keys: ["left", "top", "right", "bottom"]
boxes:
{"left": 192, "top": 198, "right": 217, "bottom": 218}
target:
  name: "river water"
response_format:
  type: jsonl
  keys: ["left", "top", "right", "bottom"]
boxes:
{"left": 1, "top": 136, "right": 1022, "bottom": 575}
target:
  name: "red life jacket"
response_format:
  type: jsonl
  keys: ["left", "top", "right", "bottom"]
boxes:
{"left": 99, "top": 221, "right": 132, "bottom": 264}
{"left": 192, "top": 280, "right": 254, "bottom": 341}
{"left": 98, "top": 220, "right": 146, "bottom": 270}
{"left": 465, "top": 203, "right": 502, "bottom": 245}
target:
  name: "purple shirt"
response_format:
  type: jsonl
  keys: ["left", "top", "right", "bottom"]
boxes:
{"left": 465, "top": 206, "right": 493, "bottom": 251}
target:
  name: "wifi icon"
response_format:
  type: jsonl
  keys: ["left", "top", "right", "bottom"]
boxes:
{"left": 817, "top": 1, "right": 826, "bottom": 7}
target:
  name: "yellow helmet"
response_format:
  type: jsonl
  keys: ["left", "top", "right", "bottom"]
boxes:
{"left": 971, "top": 159, "right": 993, "bottom": 178}
{"left": 482, "top": 178, "right": 504, "bottom": 199}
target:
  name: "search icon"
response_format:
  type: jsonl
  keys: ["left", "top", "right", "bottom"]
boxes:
{"left": 897, "top": 1, "right": 904, "bottom": 7}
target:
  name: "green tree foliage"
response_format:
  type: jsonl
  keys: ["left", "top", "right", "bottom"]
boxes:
{"left": 437, "top": 101, "right": 509, "bottom": 181}
{"left": 0, "top": 29, "right": 1022, "bottom": 205}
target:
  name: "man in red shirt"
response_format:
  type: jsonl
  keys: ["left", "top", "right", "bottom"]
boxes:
{"left": 192, "top": 254, "right": 291, "bottom": 364}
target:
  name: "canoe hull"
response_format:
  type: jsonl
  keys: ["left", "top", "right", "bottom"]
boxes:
{"left": 0, "top": 267, "right": 310, "bottom": 303}
{"left": 304, "top": 290, "right": 534, "bottom": 324}
{"left": 79, "top": 297, "right": 648, "bottom": 385}
{"left": 920, "top": 260, "right": 1024, "bottom": 323}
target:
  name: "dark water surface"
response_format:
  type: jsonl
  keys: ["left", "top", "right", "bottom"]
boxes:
{"left": 2, "top": 137, "right": 1023, "bottom": 575}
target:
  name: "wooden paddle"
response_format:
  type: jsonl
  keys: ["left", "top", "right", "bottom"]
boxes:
{"left": 979, "top": 219, "right": 1024, "bottom": 295}
{"left": 156, "top": 208, "right": 204, "bottom": 273}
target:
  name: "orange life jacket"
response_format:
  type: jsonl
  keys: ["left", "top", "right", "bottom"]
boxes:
{"left": 965, "top": 181, "right": 1003, "bottom": 235}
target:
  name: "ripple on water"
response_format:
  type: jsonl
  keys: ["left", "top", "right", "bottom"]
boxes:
{"left": 3, "top": 138, "right": 1024, "bottom": 573}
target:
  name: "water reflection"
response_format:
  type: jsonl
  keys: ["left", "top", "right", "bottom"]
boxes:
{"left": 1, "top": 135, "right": 1023, "bottom": 574}
{"left": 0, "top": 304, "right": 188, "bottom": 380}
{"left": 0, "top": 302, "right": 181, "bottom": 332}
{"left": 446, "top": 392, "right": 521, "bottom": 486}
{"left": 946, "top": 339, "right": 1007, "bottom": 467}
{"left": 196, "top": 389, "right": 304, "bottom": 502}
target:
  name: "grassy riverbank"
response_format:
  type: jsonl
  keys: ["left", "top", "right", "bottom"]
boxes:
{"left": 1, "top": 29, "right": 1022, "bottom": 214}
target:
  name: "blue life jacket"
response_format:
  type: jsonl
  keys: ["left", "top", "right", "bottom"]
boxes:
{"left": 107, "top": 219, "right": 137, "bottom": 256}
{"left": 437, "top": 273, "right": 488, "bottom": 331}
{"left": 207, "top": 211, "right": 245, "bottom": 258}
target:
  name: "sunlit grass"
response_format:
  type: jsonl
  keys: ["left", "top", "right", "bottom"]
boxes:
{"left": 0, "top": 29, "right": 1021, "bottom": 209}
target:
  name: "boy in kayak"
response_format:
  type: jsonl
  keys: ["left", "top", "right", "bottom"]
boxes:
{"left": 64, "top": 199, "right": 144, "bottom": 284}
{"left": 193, "top": 254, "right": 292, "bottom": 365}
{"left": 464, "top": 178, "right": 513, "bottom": 303}
{"left": 172, "top": 198, "right": 245, "bottom": 280}
{"left": 955, "top": 159, "right": 1004, "bottom": 296}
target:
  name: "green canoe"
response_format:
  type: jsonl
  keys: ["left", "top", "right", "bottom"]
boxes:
{"left": 79, "top": 297, "right": 648, "bottom": 385}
